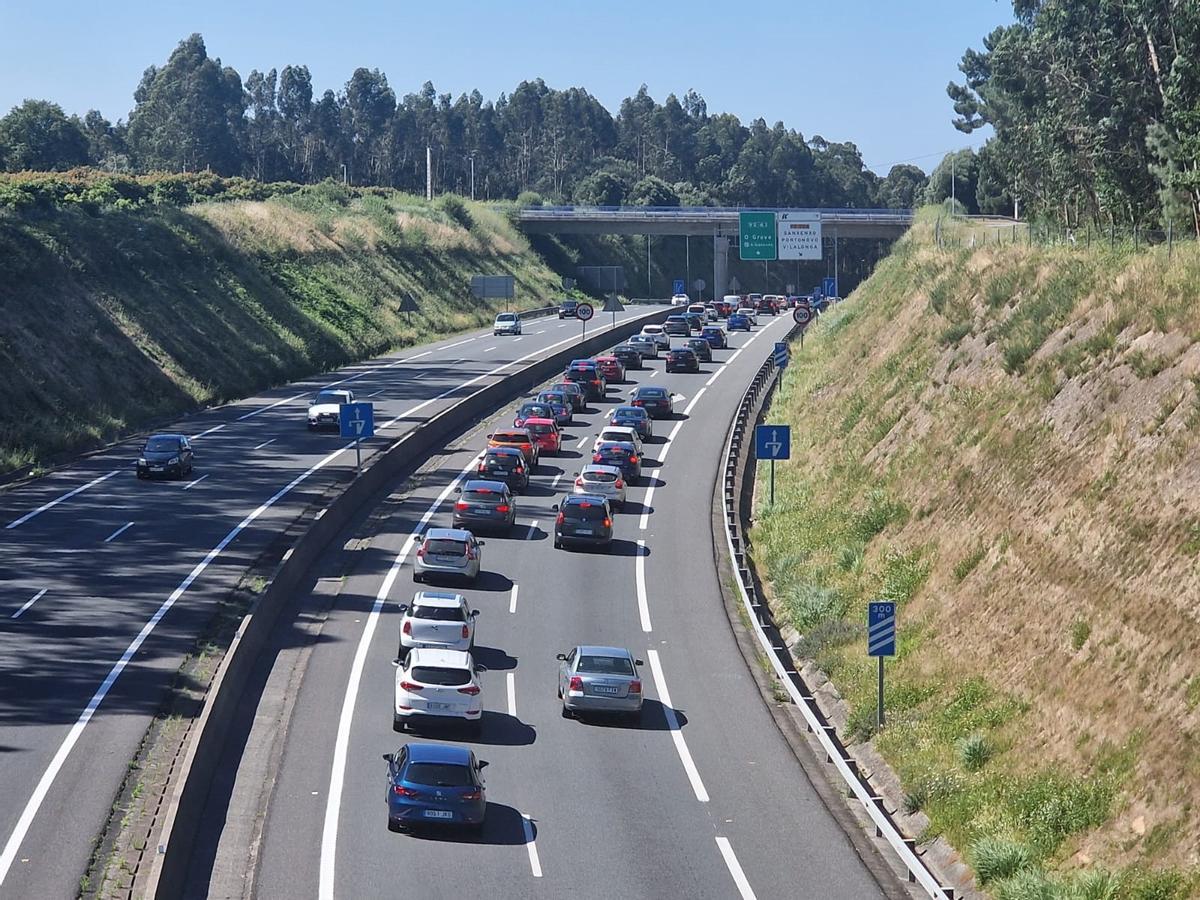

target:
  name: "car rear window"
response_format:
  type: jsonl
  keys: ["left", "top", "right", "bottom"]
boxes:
{"left": 462, "top": 488, "right": 502, "bottom": 502}
{"left": 613, "top": 406, "right": 646, "bottom": 418}
{"left": 577, "top": 655, "right": 635, "bottom": 676}
{"left": 424, "top": 539, "right": 467, "bottom": 555}
{"left": 564, "top": 502, "right": 608, "bottom": 522}
{"left": 493, "top": 431, "right": 528, "bottom": 443}
{"left": 405, "top": 762, "right": 474, "bottom": 787}
{"left": 600, "top": 430, "right": 630, "bottom": 443}
{"left": 584, "top": 470, "right": 618, "bottom": 483}
{"left": 598, "top": 444, "right": 631, "bottom": 457}
{"left": 412, "top": 605, "right": 465, "bottom": 621}
{"left": 528, "top": 422, "right": 555, "bottom": 435}
{"left": 639, "top": 388, "right": 667, "bottom": 398}
{"left": 410, "top": 666, "right": 471, "bottom": 686}
{"left": 484, "top": 452, "right": 517, "bottom": 466}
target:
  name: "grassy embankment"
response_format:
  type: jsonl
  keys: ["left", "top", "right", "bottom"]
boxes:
{"left": 752, "top": 209, "right": 1200, "bottom": 898}
{"left": 0, "top": 183, "right": 567, "bottom": 475}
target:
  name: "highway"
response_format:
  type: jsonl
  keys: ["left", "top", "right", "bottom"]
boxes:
{"left": 239, "top": 311, "right": 886, "bottom": 899}
{"left": 0, "top": 307, "right": 661, "bottom": 899}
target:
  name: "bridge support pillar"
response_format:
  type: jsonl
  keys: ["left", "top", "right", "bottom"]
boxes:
{"left": 713, "top": 233, "right": 730, "bottom": 299}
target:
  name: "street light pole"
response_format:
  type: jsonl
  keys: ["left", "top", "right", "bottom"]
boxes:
{"left": 470, "top": 156, "right": 476, "bottom": 201}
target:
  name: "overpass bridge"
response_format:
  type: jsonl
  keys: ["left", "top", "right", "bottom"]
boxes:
{"left": 516, "top": 206, "right": 913, "bottom": 298}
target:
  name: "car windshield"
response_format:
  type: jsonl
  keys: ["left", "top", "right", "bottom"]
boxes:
{"left": 528, "top": 423, "right": 555, "bottom": 435}
{"left": 315, "top": 391, "right": 345, "bottom": 404}
{"left": 424, "top": 539, "right": 467, "bottom": 556}
{"left": 584, "top": 470, "right": 618, "bottom": 483}
{"left": 496, "top": 313, "right": 516, "bottom": 321}
{"left": 410, "top": 666, "right": 472, "bottom": 686}
{"left": 577, "top": 654, "right": 635, "bottom": 676}
{"left": 412, "top": 605, "right": 465, "bottom": 621}
{"left": 144, "top": 436, "right": 181, "bottom": 452}
{"left": 643, "top": 326, "right": 662, "bottom": 334}
{"left": 404, "top": 762, "right": 475, "bottom": 787}
{"left": 564, "top": 502, "right": 608, "bottom": 522}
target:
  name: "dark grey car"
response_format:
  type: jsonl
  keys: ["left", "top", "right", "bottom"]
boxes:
{"left": 552, "top": 494, "right": 614, "bottom": 550}
{"left": 452, "top": 480, "right": 516, "bottom": 533}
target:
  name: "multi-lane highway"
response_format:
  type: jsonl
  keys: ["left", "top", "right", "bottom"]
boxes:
{"left": 0, "top": 307, "right": 662, "bottom": 899}
{"left": 235, "top": 311, "right": 886, "bottom": 899}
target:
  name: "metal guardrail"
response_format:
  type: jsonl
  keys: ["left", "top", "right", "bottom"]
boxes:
{"left": 519, "top": 205, "right": 914, "bottom": 225}
{"left": 719, "top": 320, "right": 953, "bottom": 899}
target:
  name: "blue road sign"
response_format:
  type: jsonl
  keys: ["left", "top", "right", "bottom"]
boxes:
{"left": 673, "top": 278, "right": 686, "bottom": 295}
{"left": 773, "top": 341, "right": 789, "bottom": 369}
{"left": 868, "top": 601, "right": 896, "bottom": 657}
{"left": 339, "top": 402, "right": 375, "bottom": 439}
{"left": 754, "top": 424, "right": 791, "bottom": 461}
{"left": 823, "top": 276, "right": 837, "bottom": 298}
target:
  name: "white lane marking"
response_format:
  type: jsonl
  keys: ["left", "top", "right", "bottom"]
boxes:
{"left": 483, "top": 346, "right": 498, "bottom": 353}
{"left": 412, "top": 371, "right": 430, "bottom": 380}
{"left": 11, "top": 589, "right": 46, "bottom": 620}
{"left": 235, "top": 390, "right": 307, "bottom": 422}
{"left": 0, "top": 437, "right": 367, "bottom": 890}
{"left": 509, "top": 583, "right": 519, "bottom": 614}
{"left": 635, "top": 540, "right": 652, "bottom": 632}
{"left": 526, "top": 520, "right": 539, "bottom": 541}
{"left": 404, "top": 350, "right": 433, "bottom": 362}
{"left": 649, "top": 370, "right": 659, "bottom": 378}
{"left": 507, "top": 672, "right": 517, "bottom": 716}
{"left": 667, "top": 421, "right": 684, "bottom": 442}
{"left": 705, "top": 367, "right": 725, "bottom": 387}
{"left": 533, "top": 330, "right": 545, "bottom": 335}
{"left": 522, "top": 815, "right": 543, "bottom": 877}
{"left": 558, "top": 322, "right": 570, "bottom": 328}
{"left": 182, "top": 474, "right": 209, "bottom": 491}
{"left": 715, "top": 837, "right": 758, "bottom": 899}
{"left": 683, "top": 388, "right": 707, "bottom": 416}
{"left": 103, "top": 522, "right": 134, "bottom": 544}
{"left": 5, "top": 470, "right": 120, "bottom": 530}
{"left": 320, "top": 454, "right": 481, "bottom": 900}
{"left": 445, "top": 337, "right": 476, "bottom": 349}
{"left": 367, "top": 388, "right": 385, "bottom": 397}
{"left": 575, "top": 436, "right": 589, "bottom": 449}
{"left": 646, "top": 649, "right": 709, "bottom": 802}
{"left": 513, "top": 337, "right": 524, "bottom": 342}
{"left": 192, "top": 423, "right": 227, "bottom": 440}
{"left": 254, "top": 438, "right": 276, "bottom": 451}
{"left": 639, "top": 470, "right": 659, "bottom": 530}
{"left": 551, "top": 473, "right": 563, "bottom": 489}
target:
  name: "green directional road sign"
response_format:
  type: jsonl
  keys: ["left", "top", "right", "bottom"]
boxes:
{"left": 739, "top": 211, "right": 777, "bottom": 260}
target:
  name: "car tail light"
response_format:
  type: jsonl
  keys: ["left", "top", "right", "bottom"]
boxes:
{"left": 466, "top": 546, "right": 476, "bottom": 560}
{"left": 632, "top": 400, "right": 643, "bottom": 407}
{"left": 393, "top": 785, "right": 420, "bottom": 797}
{"left": 399, "top": 680, "right": 424, "bottom": 691}
{"left": 629, "top": 679, "right": 642, "bottom": 693}
{"left": 515, "top": 465, "right": 524, "bottom": 474}
{"left": 614, "top": 478, "right": 624, "bottom": 489}
{"left": 496, "top": 504, "right": 509, "bottom": 514}
{"left": 592, "top": 454, "right": 602, "bottom": 463}
{"left": 402, "top": 620, "right": 412, "bottom": 635}
{"left": 574, "top": 477, "right": 584, "bottom": 487}
{"left": 602, "top": 517, "right": 612, "bottom": 528}
{"left": 628, "top": 455, "right": 638, "bottom": 464}
{"left": 458, "top": 684, "right": 481, "bottom": 695}
{"left": 455, "top": 501, "right": 468, "bottom": 511}
{"left": 461, "top": 623, "right": 470, "bottom": 639}
{"left": 460, "top": 789, "right": 481, "bottom": 801}
{"left": 556, "top": 512, "right": 565, "bottom": 525}
{"left": 568, "top": 676, "right": 583, "bottom": 692}
{"left": 416, "top": 546, "right": 426, "bottom": 558}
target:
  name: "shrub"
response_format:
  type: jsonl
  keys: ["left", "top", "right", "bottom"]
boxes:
{"left": 957, "top": 733, "right": 994, "bottom": 771}
{"left": 515, "top": 190, "right": 543, "bottom": 208}
{"left": 784, "top": 583, "right": 846, "bottom": 633}
{"left": 436, "top": 193, "right": 473, "bottom": 230}
{"left": 851, "top": 488, "right": 907, "bottom": 542}
{"left": 971, "top": 836, "right": 1035, "bottom": 884}
{"left": 953, "top": 544, "right": 986, "bottom": 581}
{"left": 1070, "top": 618, "right": 1091, "bottom": 651}
{"left": 995, "top": 867, "right": 1056, "bottom": 900}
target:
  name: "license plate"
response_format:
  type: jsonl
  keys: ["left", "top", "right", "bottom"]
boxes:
{"left": 575, "top": 528, "right": 593, "bottom": 535}
{"left": 436, "top": 556, "right": 461, "bottom": 564}
{"left": 424, "top": 809, "right": 453, "bottom": 819}
{"left": 593, "top": 685, "right": 620, "bottom": 695}
{"left": 426, "top": 702, "right": 452, "bottom": 711}
{"left": 150, "top": 466, "right": 163, "bottom": 471}
{"left": 474, "top": 507, "right": 491, "bottom": 514}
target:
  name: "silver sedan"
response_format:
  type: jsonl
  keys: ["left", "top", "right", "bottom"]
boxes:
{"left": 557, "top": 645, "right": 644, "bottom": 722}
{"left": 572, "top": 464, "right": 627, "bottom": 511}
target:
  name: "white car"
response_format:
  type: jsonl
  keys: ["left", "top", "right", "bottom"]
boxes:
{"left": 686, "top": 303, "right": 707, "bottom": 320}
{"left": 307, "top": 388, "right": 354, "bottom": 430}
{"left": 640, "top": 324, "right": 670, "bottom": 350}
{"left": 399, "top": 591, "right": 479, "bottom": 656}
{"left": 592, "top": 425, "right": 643, "bottom": 455}
{"left": 735, "top": 307, "right": 759, "bottom": 325}
{"left": 493, "top": 312, "right": 522, "bottom": 335}
{"left": 628, "top": 335, "right": 659, "bottom": 359}
{"left": 671, "top": 293, "right": 689, "bottom": 306}
{"left": 573, "top": 464, "right": 627, "bottom": 511}
{"left": 393, "top": 648, "right": 483, "bottom": 734}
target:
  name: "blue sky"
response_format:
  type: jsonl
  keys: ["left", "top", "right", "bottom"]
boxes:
{"left": 0, "top": 0, "right": 1011, "bottom": 175}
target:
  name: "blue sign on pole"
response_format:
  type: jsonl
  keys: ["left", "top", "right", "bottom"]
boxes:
{"left": 339, "top": 402, "right": 375, "bottom": 439}
{"left": 868, "top": 601, "right": 896, "bottom": 657}
{"left": 672, "top": 278, "right": 686, "bottom": 296}
{"left": 773, "top": 341, "right": 789, "bottom": 369}
{"left": 823, "top": 276, "right": 837, "bottom": 298}
{"left": 754, "top": 424, "right": 791, "bottom": 460}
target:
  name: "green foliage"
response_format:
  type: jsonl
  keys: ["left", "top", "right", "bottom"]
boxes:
{"left": 953, "top": 544, "right": 987, "bottom": 581}
{"left": 993, "top": 260, "right": 1093, "bottom": 373}
{"left": 971, "top": 836, "right": 1036, "bottom": 885}
{"left": 1070, "top": 618, "right": 1091, "bottom": 651}
{"left": 957, "top": 733, "right": 994, "bottom": 771}
{"left": 0, "top": 100, "right": 90, "bottom": 172}
{"left": 1125, "top": 351, "right": 1172, "bottom": 379}
{"left": 851, "top": 489, "right": 908, "bottom": 542}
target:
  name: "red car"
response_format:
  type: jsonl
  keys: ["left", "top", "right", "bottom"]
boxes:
{"left": 523, "top": 417, "right": 561, "bottom": 455}
{"left": 594, "top": 355, "right": 626, "bottom": 384}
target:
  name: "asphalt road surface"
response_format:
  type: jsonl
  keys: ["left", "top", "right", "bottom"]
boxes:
{"left": 0, "top": 308, "right": 660, "bottom": 899}
{"left": 247, "top": 311, "right": 885, "bottom": 900}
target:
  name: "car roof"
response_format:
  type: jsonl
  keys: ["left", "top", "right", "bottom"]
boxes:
{"left": 412, "top": 591, "right": 466, "bottom": 607}
{"left": 495, "top": 312, "right": 517, "bottom": 318}
{"left": 641, "top": 324, "right": 663, "bottom": 331}
{"left": 407, "top": 647, "right": 473, "bottom": 667}
{"left": 424, "top": 527, "right": 473, "bottom": 541}
{"left": 404, "top": 742, "right": 474, "bottom": 765}
{"left": 581, "top": 463, "right": 623, "bottom": 476}
{"left": 602, "top": 425, "right": 638, "bottom": 435}
{"left": 492, "top": 429, "right": 530, "bottom": 439}
{"left": 667, "top": 314, "right": 687, "bottom": 320}
{"left": 462, "top": 478, "right": 508, "bottom": 491}
{"left": 576, "top": 645, "right": 634, "bottom": 658}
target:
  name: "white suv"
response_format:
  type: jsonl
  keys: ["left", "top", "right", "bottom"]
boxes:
{"left": 640, "top": 324, "right": 670, "bottom": 350}
{"left": 398, "top": 591, "right": 479, "bottom": 656}
{"left": 493, "top": 312, "right": 522, "bottom": 335}
{"left": 393, "top": 648, "right": 483, "bottom": 734}
{"left": 307, "top": 388, "right": 353, "bottom": 430}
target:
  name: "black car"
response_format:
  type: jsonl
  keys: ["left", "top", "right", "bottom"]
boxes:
{"left": 564, "top": 363, "right": 607, "bottom": 401}
{"left": 558, "top": 299, "right": 580, "bottom": 319}
{"left": 137, "top": 433, "right": 195, "bottom": 480}
{"left": 453, "top": 479, "right": 517, "bottom": 533}
{"left": 553, "top": 494, "right": 614, "bottom": 550}
{"left": 630, "top": 386, "right": 674, "bottom": 418}
{"left": 665, "top": 347, "right": 700, "bottom": 373}
{"left": 685, "top": 337, "right": 713, "bottom": 363}
{"left": 609, "top": 405, "right": 653, "bottom": 440}
{"left": 477, "top": 447, "right": 529, "bottom": 492}
{"left": 683, "top": 313, "right": 705, "bottom": 332}
{"left": 592, "top": 441, "right": 641, "bottom": 483}
{"left": 663, "top": 315, "right": 691, "bottom": 337}
{"left": 611, "top": 344, "right": 643, "bottom": 370}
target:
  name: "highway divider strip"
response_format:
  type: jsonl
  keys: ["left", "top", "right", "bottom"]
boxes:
{"left": 137, "top": 304, "right": 671, "bottom": 899}
{"left": 717, "top": 318, "right": 955, "bottom": 900}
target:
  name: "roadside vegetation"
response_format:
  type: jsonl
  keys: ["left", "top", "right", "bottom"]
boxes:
{"left": 751, "top": 209, "right": 1200, "bottom": 898}
{"left": 0, "top": 180, "right": 565, "bottom": 475}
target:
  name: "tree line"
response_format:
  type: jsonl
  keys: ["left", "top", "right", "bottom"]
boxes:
{"left": 0, "top": 33, "right": 929, "bottom": 211}
{"left": 947, "top": 0, "right": 1200, "bottom": 231}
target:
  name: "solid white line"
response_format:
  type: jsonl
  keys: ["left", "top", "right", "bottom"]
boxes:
{"left": 404, "top": 350, "right": 433, "bottom": 362}
{"left": 705, "top": 367, "right": 724, "bottom": 387}
{"left": 412, "top": 371, "right": 429, "bottom": 380}
{"left": 635, "top": 540, "right": 652, "bottom": 632}
{"left": 182, "top": 474, "right": 209, "bottom": 491}
{"left": 235, "top": 390, "right": 306, "bottom": 422}
{"left": 253, "top": 438, "right": 276, "bottom": 451}
{"left": 646, "top": 649, "right": 709, "bottom": 802}
{"left": 484, "top": 346, "right": 497, "bottom": 353}
{"left": 522, "top": 816, "right": 542, "bottom": 877}
{"left": 639, "top": 470, "right": 659, "bottom": 530}
{"left": 445, "top": 337, "right": 476, "bottom": 349}
{"left": 551, "top": 473, "right": 563, "bottom": 489}
{"left": 507, "top": 672, "right": 517, "bottom": 716}
{"left": 367, "top": 388, "right": 385, "bottom": 397}
{"left": 509, "top": 583, "right": 519, "bottom": 615}
{"left": 5, "top": 470, "right": 120, "bottom": 530}
{"left": 575, "top": 436, "right": 589, "bottom": 449}
{"left": 715, "top": 837, "right": 758, "bottom": 900}
{"left": 191, "top": 423, "right": 227, "bottom": 440}
{"left": 513, "top": 337, "right": 524, "bottom": 342}
{"left": 103, "top": 522, "right": 134, "bottom": 544}
{"left": 683, "top": 388, "right": 706, "bottom": 416}
{"left": 11, "top": 589, "right": 46, "bottom": 620}
{"left": 667, "top": 421, "right": 684, "bottom": 442}
{"left": 526, "top": 519, "right": 539, "bottom": 540}
{"left": 320, "top": 454, "right": 481, "bottom": 900}
{"left": 649, "top": 370, "right": 659, "bottom": 378}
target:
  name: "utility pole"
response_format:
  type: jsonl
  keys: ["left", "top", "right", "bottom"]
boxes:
{"left": 646, "top": 234, "right": 652, "bottom": 298}
{"left": 469, "top": 156, "right": 476, "bottom": 201}
{"left": 341, "top": 163, "right": 347, "bottom": 185}
{"left": 951, "top": 153, "right": 956, "bottom": 213}
{"left": 685, "top": 235, "right": 690, "bottom": 299}
{"left": 426, "top": 146, "right": 433, "bottom": 201}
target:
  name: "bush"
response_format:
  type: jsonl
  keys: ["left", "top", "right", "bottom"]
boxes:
{"left": 784, "top": 582, "right": 847, "bottom": 633}
{"left": 516, "top": 190, "right": 543, "bottom": 208}
{"left": 957, "top": 733, "right": 994, "bottom": 771}
{"left": 995, "top": 867, "right": 1056, "bottom": 900}
{"left": 971, "top": 836, "right": 1035, "bottom": 885}
{"left": 436, "top": 193, "right": 474, "bottom": 230}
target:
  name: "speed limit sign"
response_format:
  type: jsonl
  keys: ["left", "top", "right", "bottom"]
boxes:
{"left": 576, "top": 303, "right": 594, "bottom": 321}
{"left": 792, "top": 305, "right": 813, "bottom": 326}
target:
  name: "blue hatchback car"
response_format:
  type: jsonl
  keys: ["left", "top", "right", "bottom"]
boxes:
{"left": 700, "top": 326, "right": 728, "bottom": 349}
{"left": 727, "top": 313, "right": 751, "bottom": 331}
{"left": 609, "top": 405, "right": 653, "bottom": 440}
{"left": 384, "top": 743, "right": 488, "bottom": 833}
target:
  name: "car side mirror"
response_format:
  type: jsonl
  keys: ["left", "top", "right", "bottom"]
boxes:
{"left": 382, "top": 753, "right": 393, "bottom": 763}
{"left": 551, "top": 503, "right": 559, "bottom": 511}
{"left": 572, "top": 472, "right": 579, "bottom": 477}
{"left": 454, "top": 486, "right": 462, "bottom": 493}
{"left": 635, "top": 659, "right": 644, "bottom": 666}
{"left": 474, "top": 664, "right": 488, "bottom": 673}
{"left": 392, "top": 658, "right": 403, "bottom": 667}
{"left": 398, "top": 604, "right": 408, "bottom": 612}
{"left": 477, "top": 540, "right": 486, "bottom": 546}
{"left": 555, "top": 653, "right": 567, "bottom": 661}
{"left": 477, "top": 760, "right": 489, "bottom": 769}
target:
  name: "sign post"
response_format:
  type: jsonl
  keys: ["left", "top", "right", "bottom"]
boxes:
{"left": 602, "top": 293, "right": 623, "bottom": 329}
{"left": 754, "top": 424, "right": 791, "bottom": 505}
{"left": 867, "top": 601, "right": 897, "bottom": 729}
{"left": 739, "top": 212, "right": 777, "bottom": 261}
{"left": 576, "top": 301, "right": 594, "bottom": 341}
{"left": 339, "top": 401, "right": 376, "bottom": 475}
{"left": 773, "top": 341, "right": 789, "bottom": 388}
{"left": 792, "top": 302, "right": 813, "bottom": 349}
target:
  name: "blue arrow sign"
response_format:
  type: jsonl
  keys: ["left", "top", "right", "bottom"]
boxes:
{"left": 773, "top": 341, "right": 789, "bottom": 369}
{"left": 867, "top": 601, "right": 896, "bottom": 657}
{"left": 823, "top": 276, "right": 837, "bottom": 298}
{"left": 339, "top": 402, "right": 375, "bottom": 439}
{"left": 673, "top": 278, "right": 686, "bottom": 296}
{"left": 754, "top": 424, "right": 790, "bottom": 461}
